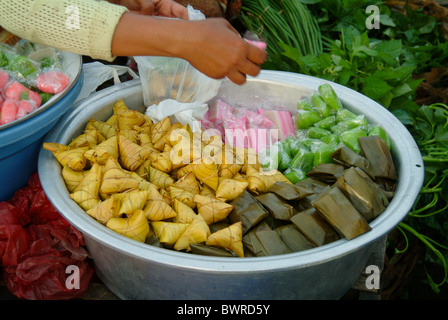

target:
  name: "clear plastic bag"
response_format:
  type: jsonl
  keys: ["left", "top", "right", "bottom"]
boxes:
{"left": 134, "top": 5, "right": 222, "bottom": 131}
{"left": 75, "top": 61, "right": 139, "bottom": 102}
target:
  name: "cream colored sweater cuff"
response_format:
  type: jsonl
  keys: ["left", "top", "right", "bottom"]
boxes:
{"left": 0, "top": 0, "right": 128, "bottom": 61}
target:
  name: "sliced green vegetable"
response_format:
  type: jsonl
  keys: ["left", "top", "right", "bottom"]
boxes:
{"left": 340, "top": 127, "right": 367, "bottom": 153}
{"left": 320, "top": 134, "right": 341, "bottom": 148}
{"left": 313, "top": 143, "right": 335, "bottom": 167}
{"left": 297, "top": 99, "right": 314, "bottom": 111}
{"left": 277, "top": 141, "right": 292, "bottom": 171}
{"left": 336, "top": 108, "right": 357, "bottom": 122}
{"left": 368, "top": 125, "right": 391, "bottom": 149}
{"left": 308, "top": 127, "right": 331, "bottom": 139}
{"left": 311, "top": 92, "right": 333, "bottom": 117}
{"left": 314, "top": 115, "right": 336, "bottom": 130}
{"left": 318, "top": 83, "right": 343, "bottom": 111}
{"left": 0, "top": 52, "right": 8, "bottom": 67}
{"left": 40, "top": 56, "right": 56, "bottom": 69}
{"left": 290, "top": 148, "right": 315, "bottom": 173}
{"left": 39, "top": 92, "right": 53, "bottom": 104}
{"left": 284, "top": 168, "right": 306, "bottom": 184}
{"left": 296, "top": 109, "right": 322, "bottom": 129}
{"left": 341, "top": 115, "right": 369, "bottom": 130}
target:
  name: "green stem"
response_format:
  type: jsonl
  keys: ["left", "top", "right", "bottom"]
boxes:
{"left": 394, "top": 225, "right": 410, "bottom": 255}
{"left": 420, "top": 139, "right": 436, "bottom": 146}
{"left": 408, "top": 194, "right": 438, "bottom": 216}
{"left": 420, "top": 187, "right": 443, "bottom": 193}
{"left": 422, "top": 156, "right": 448, "bottom": 163}
{"left": 398, "top": 222, "right": 448, "bottom": 289}
{"left": 411, "top": 202, "right": 448, "bottom": 218}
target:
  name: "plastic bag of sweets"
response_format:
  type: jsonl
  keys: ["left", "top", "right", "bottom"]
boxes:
{"left": 0, "top": 41, "right": 70, "bottom": 126}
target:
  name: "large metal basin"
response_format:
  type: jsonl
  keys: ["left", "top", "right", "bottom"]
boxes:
{"left": 38, "top": 71, "right": 424, "bottom": 300}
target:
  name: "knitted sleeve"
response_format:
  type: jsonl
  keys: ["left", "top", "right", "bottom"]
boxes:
{"left": 0, "top": 0, "right": 128, "bottom": 61}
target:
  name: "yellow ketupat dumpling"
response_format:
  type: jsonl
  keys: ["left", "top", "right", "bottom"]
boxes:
{"left": 215, "top": 178, "right": 249, "bottom": 202}
{"left": 118, "top": 135, "right": 152, "bottom": 172}
{"left": 62, "top": 165, "right": 88, "bottom": 193}
{"left": 151, "top": 116, "right": 171, "bottom": 146}
{"left": 118, "top": 189, "right": 150, "bottom": 216}
{"left": 167, "top": 185, "right": 196, "bottom": 209}
{"left": 43, "top": 142, "right": 88, "bottom": 171}
{"left": 84, "top": 136, "right": 119, "bottom": 165}
{"left": 192, "top": 157, "right": 219, "bottom": 191}
{"left": 86, "top": 195, "right": 121, "bottom": 224}
{"left": 174, "top": 214, "right": 211, "bottom": 251}
{"left": 172, "top": 199, "right": 197, "bottom": 224}
{"left": 70, "top": 162, "right": 102, "bottom": 211}
{"left": 148, "top": 166, "right": 175, "bottom": 189}
{"left": 151, "top": 221, "right": 190, "bottom": 246}
{"left": 106, "top": 210, "right": 150, "bottom": 242}
{"left": 246, "top": 165, "right": 292, "bottom": 195}
{"left": 194, "top": 194, "right": 233, "bottom": 225}
{"left": 100, "top": 157, "right": 143, "bottom": 195}
{"left": 206, "top": 221, "right": 244, "bottom": 257}
{"left": 68, "top": 127, "right": 99, "bottom": 149}
{"left": 143, "top": 184, "right": 177, "bottom": 221}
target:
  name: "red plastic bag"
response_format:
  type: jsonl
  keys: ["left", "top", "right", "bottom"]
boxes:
{"left": 0, "top": 172, "right": 94, "bottom": 300}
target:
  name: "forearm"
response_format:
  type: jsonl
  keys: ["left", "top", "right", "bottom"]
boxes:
{"left": 111, "top": 12, "right": 188, "bottom": 58}
{"left": 0, "top": 0, "right": 127, "bottom": 61}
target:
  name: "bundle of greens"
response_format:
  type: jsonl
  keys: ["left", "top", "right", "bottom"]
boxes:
{"left": 240, "top": 0, "right": 323, "bottom": 67}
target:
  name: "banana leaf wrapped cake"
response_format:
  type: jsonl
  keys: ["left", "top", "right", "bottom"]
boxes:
{"left": 44, "top": 98, "right": 397, "bottom": 258}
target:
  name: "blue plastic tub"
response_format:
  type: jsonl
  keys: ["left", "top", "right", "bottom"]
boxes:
{"left": 0, "top": 70, "right": 83, "bottom": 201}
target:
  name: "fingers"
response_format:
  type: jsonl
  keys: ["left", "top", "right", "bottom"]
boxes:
{"left": 153, "top": 0, "right": 189, "bottom": 19}
{"left": 123, "top": 0, "right": 154, "bottom": 15}
{"left": 247, "top": 42, "right": 268, "bottom": 66}
{"left": 228, "top": 42, "right": 266, "bottom": 84}
{"left": 171, "top": 2, "right": 189, "bottom": 19}
{"left": 139, "top": 0, "right": 155, "bottom": 15}
{"left": 226, "top": 70, "right": 247, "bottom": 85}
{"left": 226, "top": 59, "right": 262, "bottom": 85}
{"left": 239, "top": 61, "right": 261, "bottom": 78}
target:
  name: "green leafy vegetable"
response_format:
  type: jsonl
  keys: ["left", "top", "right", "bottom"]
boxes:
{"left": 395, "top": 103, "right": 448, "bottom": 293}
{"left": 240, "top": 0, "right": 323, "bottom": 59}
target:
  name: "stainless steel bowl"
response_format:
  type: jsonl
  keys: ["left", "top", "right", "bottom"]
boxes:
{"left": 38, "top": 71, "right": 424, "bottom": 300}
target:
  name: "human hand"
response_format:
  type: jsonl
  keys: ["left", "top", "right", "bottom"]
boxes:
{"left": 108, "top": 0, "right": 188, "bottom": 19}
{"left": 177, "top": 18, "right": 268, "bottom": 85}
